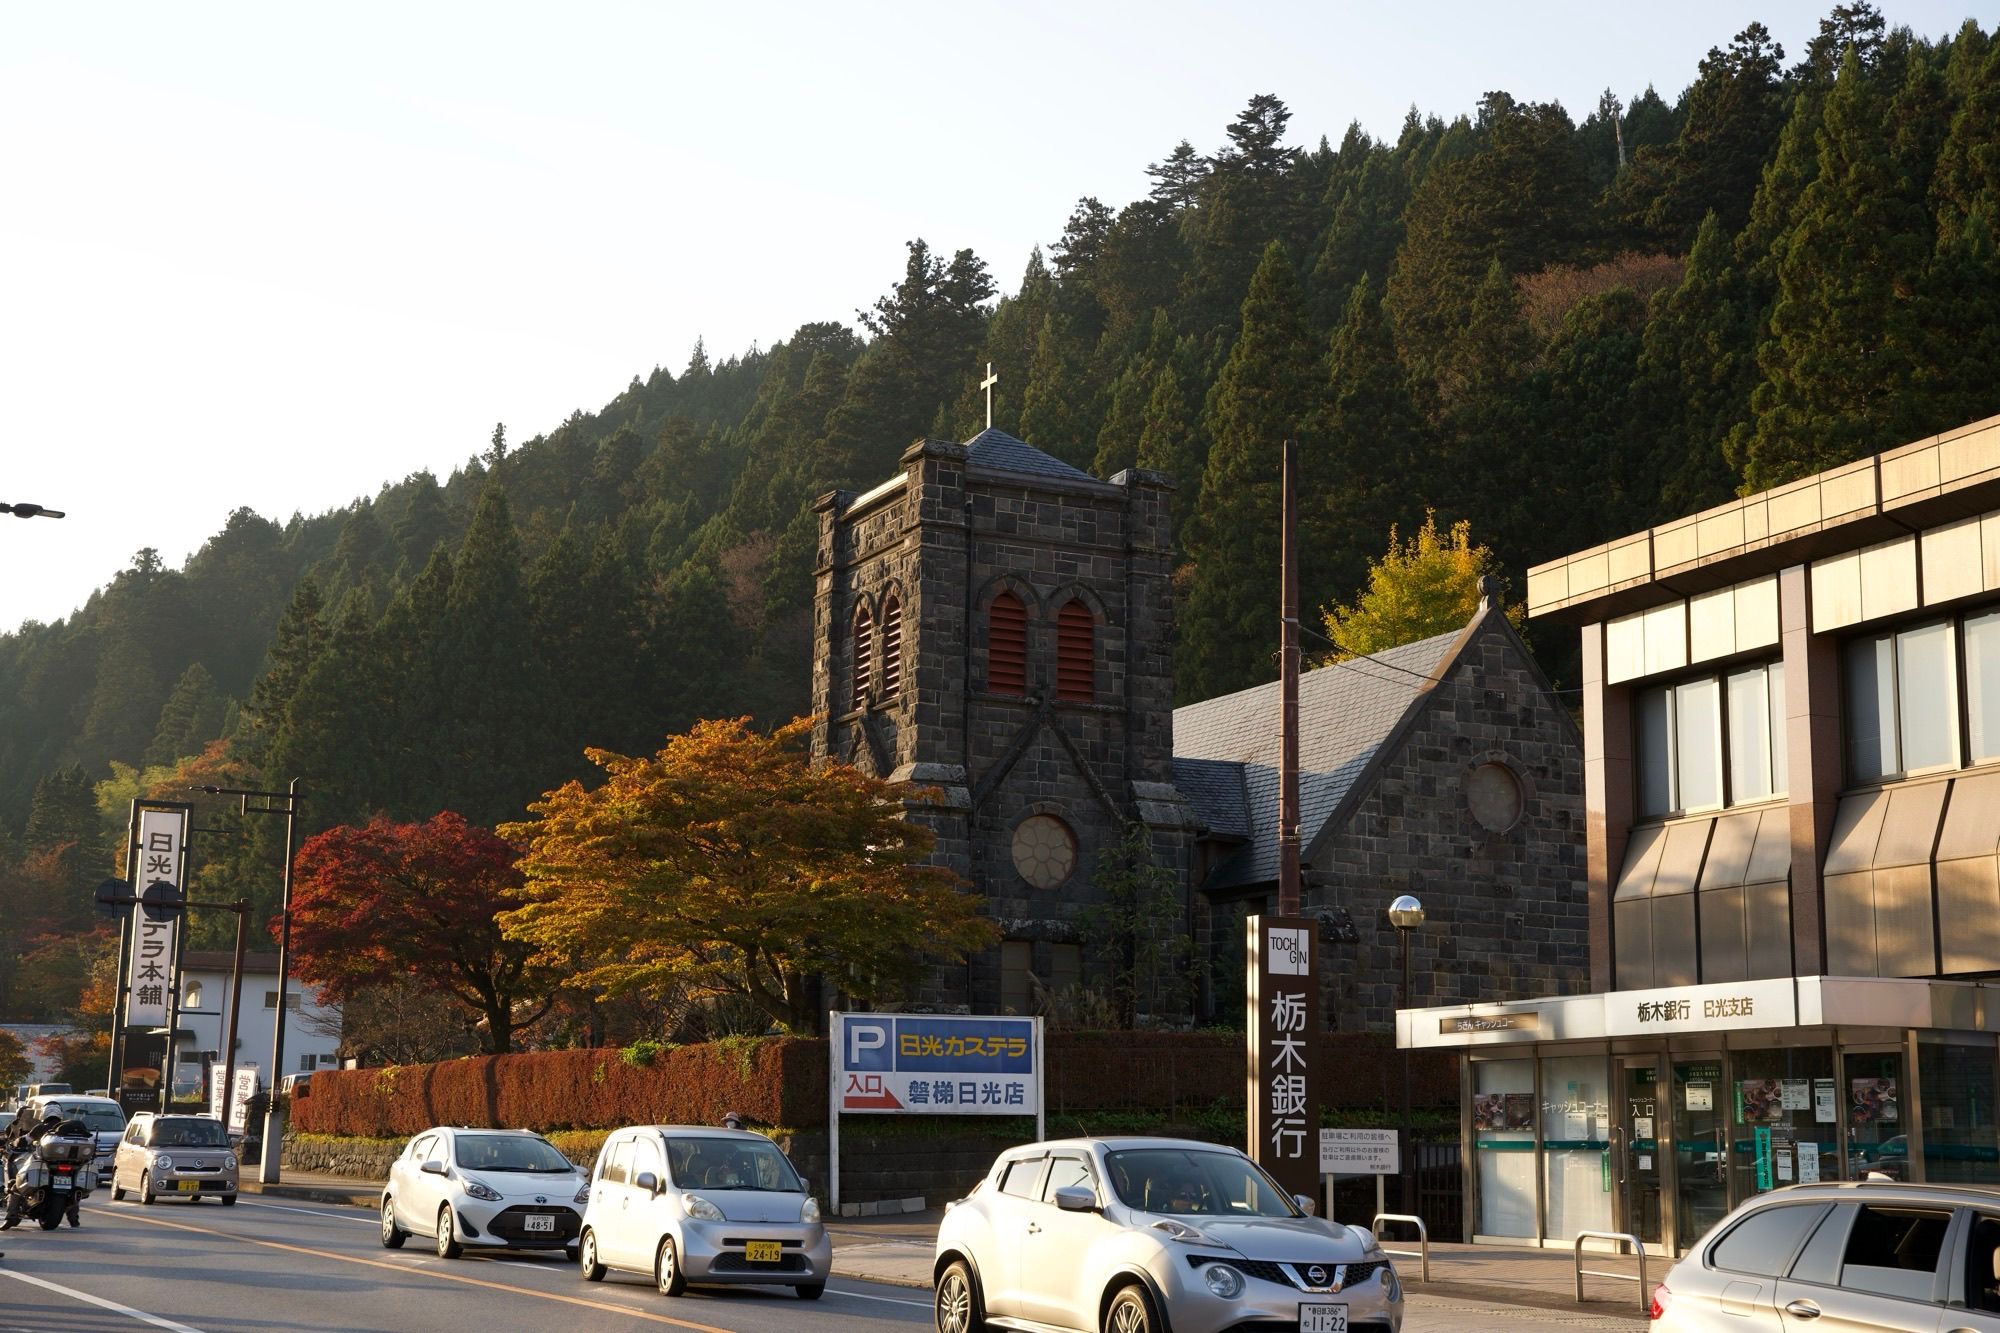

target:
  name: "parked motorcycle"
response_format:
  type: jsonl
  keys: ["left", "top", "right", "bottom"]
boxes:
{"left": 4, "top": 1124, "right": 97, "bottom": 1230}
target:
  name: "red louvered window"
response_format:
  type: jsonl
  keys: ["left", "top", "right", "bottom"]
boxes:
{"left": 988, "top": 591, "right": 1027, "bottom": 697}
{"left": 852, "top": 605, "right": 873, "bottom": 709}
{"left": 880, "top": 595, "right": 903, "bottom": 700}
{"left": 1056, "top": 600, "right": 1094, "bottom": 702}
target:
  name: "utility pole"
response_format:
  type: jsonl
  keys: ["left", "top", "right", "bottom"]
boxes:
{"left": 1278, "top": 438, "right": 1302, "bottom": 916}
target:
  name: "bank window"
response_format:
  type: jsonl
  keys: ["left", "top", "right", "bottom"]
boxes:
{"left": 1846, "top": 618, "right": 1964, "bottom": 781}
{"left": 1637, "top": 662, "right": 1785, "bottom": 818}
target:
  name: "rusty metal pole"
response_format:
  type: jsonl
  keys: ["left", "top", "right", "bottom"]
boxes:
{"left": 1279, "top": 438, "right": 1302, "bottom": 917}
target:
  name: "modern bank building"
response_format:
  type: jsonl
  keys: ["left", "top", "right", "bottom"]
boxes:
{"left": 1403, "top": 412, "right": 2000, "bottom": 1257}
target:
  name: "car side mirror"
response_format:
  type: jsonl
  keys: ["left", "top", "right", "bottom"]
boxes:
{"left": 635, "top": 1170, "right": 659, "bottom": 1194}
{"left": 1293, "top": 1193, "right": 1317, "bottom": 1216}
{"left": 1053, "top": 1186, "right": 1096, "bottom": 1213}
{"left": 420, "top": 1159, "right": 446, "bottom": 1176}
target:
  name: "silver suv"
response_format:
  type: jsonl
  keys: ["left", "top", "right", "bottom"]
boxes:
{"left": 1651, "top": 1180, "right": 2000, "bottom": 1330}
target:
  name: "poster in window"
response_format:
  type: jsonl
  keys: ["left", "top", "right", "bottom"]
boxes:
{"left": 1737, "top": 1078, "right": 1788, "bottom": 1124}
{"left": 1473, "top": 1092, "right": 1535, "bottom": 1131}
{"left": 1685, "top": 1081, "right": 1714, "bottom": 1111}
{"left": 1851, "top": 1078, "right": 1899, "bottom": 1125}
{"left": 1780, "top": 1080, "right": 1811, "bottom": 1111}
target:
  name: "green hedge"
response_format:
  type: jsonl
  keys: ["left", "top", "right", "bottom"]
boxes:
{"left": 291, "top": 1037, "right": 824, "bottom": 1137}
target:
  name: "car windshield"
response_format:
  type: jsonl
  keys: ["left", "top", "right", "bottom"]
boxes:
{"left": 150, "top": 1118, "right": 229, "bottom": 1147}
{"left": 451, "top": 1134, "right": 575, "bottom": 1173}
{"left": 50, "top": 1104, "right": 125, "bottom": 1133}
{"left": 663, "top": 1137, "right": 802, "bottom": 1191}
{"left": 1104, "top": 1148, "right": 1301, "bottom": 1218}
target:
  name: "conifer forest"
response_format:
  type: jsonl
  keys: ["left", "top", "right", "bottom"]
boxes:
{"left": 1, "top": 5, "right": 1996, "bottom": 1021}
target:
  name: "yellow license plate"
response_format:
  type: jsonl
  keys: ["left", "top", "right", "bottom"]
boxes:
{"left": 176, "top": 1181, "right": 200, "bottom": 1192}
{"left": 744, "top": 1241, "right": 782, "bottom": 1264}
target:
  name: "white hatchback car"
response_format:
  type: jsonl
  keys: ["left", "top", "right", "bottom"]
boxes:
{"left": 934, "top": 1137, "right": 1403, "bottom": 1333}
{"left": 379, "top": 1126, "right": 588, "bottom": 1259}
{"left": 577, "top": 1125, "right": 830, "bottom": 1300}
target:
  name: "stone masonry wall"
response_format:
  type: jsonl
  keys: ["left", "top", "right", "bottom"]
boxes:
{"left": 1310, "top": 617, "right": 1588, "bottom": 1033}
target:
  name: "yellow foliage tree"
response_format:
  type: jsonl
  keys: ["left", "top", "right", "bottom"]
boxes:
{"left": 1321, "top": 511, "right": 1523, "bottom": 660}
{"left": 499, "top": 717, "right": 999, "bottom": 1033}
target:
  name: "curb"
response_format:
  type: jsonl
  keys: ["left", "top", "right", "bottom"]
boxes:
{"left": 1409, "top": 1278, "right": 1649, "bottom": 1323}
{"left": 240, "top": 1184, "right": 375, "bottom": 1210}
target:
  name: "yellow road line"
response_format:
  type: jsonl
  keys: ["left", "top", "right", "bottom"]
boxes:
{"left": 119, "top": 1211, "right": 736, "bottom": 1332}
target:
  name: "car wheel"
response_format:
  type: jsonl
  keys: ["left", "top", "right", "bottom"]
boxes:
{"left": 1104, "top": 1284, "right": 1158, "bottom": 1333}
{"left": 579, "top": 1229, "right": 606, "bottom": 1282}
{"left": 655, "top": 1236, "right": 686, "bottom": 1297}
{"left": 380, "top": 1198, "right": 407, "bottom": 1249}
{"left": 139, "top": 1171, "right": 155, "bottom": 1206}
{"left": 795, "top": 1282, "right": 825, "bottom": 1301}
{"left": 935, "top": 1259, "right": 984, "bottom": 1333}
{"left": 220, "top": 1195, "right": 237, "bottom": 1207}
{"left": 110, "top": 1177, "right": 126, "bottom": 1202}
{"left": 436, "top": 1205, "right": 463, "bottom": 1259}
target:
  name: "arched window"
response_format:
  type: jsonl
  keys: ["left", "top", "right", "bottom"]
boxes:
{"left": 989, "top": 591, "right": 1027, "bottom": 696}
{"left": 1056, "top": 600, "right": 1094, "bottom": 702}
{"left": 852, "top": 605, "right": 873, "bottom": 709}
{"left": 880, "top": 595, "right": 903, "bottom": 700}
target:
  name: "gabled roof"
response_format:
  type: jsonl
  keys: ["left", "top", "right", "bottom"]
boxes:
{"left": 963, "top": 427, "right": 1097, "bottom": 484}
{"left": 1172, "top": 626, "right": 1465, "bottom": 893}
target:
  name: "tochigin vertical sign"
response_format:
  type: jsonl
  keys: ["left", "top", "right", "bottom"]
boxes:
{"left": 125, "top": 806, "right": 188, "bottom": 1030}
{"left": 1248, "top": 914, "right": 1322, "bottom": 1203}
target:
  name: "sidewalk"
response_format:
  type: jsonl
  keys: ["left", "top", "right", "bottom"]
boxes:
{"left": 241, "top": 1175, "right": 1654, "bottom": 1320}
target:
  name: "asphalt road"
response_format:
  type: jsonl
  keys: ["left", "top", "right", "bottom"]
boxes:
{"left": 0, "top": 1194, "right": 932, "bottom": 1332}
{"left": 0, "top": 1193, "right": 1642, "bottom": 1332}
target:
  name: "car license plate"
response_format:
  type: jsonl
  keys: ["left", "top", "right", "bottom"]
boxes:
{"left": 1300, "top": 1304, "right": 1348, "bottom": 1333}
{"left": 53, "top": 1177, "right": 72, "bottom": 1191}
{"left": 523, "top": 1214, "right": 556, "bottom": 1232}
{"left": 177, "top": 1181, "right": 200, "bottom": 1192}
{"left": 744, "top": 1241, "right": 782, "bottom": 1264}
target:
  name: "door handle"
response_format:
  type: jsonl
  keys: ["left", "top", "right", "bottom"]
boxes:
{"left": 1027, "top": 1222, "right": 1041, "bottom": 1234}
{"left": 1782, "top": 1299, "right": 1821, "bottom": 1319}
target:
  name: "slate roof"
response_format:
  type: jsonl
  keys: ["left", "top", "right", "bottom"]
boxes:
{"left": 1171, "top": 627, "right": 1465, "bottom": 892}
{"left": 963, "top": 427, "right": 1098, "bottom": 484}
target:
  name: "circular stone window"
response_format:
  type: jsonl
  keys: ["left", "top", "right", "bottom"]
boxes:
{"left": 1011, "top": 814, "right": 1078, "bottom": 889}
{"left": 1466, "top": 762, "right": 1525, "bottom": 833}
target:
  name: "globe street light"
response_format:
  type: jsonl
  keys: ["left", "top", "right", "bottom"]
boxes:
{"left": 1389, "top": 894, "right": 1425, "bottom": 1215}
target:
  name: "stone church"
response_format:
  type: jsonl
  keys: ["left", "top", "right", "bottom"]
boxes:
{"left": 810, "top": 424, "right": 1588, "bottom": 1031}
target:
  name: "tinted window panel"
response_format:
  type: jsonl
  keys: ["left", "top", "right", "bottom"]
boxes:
{"left": 1727, "top": 666, "right": 1775, "bottom": 803}
{"left": 1711, "top": 1202, "right": 1831, "bottom": 1276}
{"left": 1676, "top": 678, "right": 1723, "bottom": 809}
{"left": 1898, "top": 621, "right": 1957, "bottom": 771}
{"left": 1789, "top": 1203, "right": 1854, "bottom": 1285}
{"left": 1967, "top": 610, "right": 2000, "bottom": 765}
{"left": 1768, "top": 662, "right": 1788, "bottom": 796}
{"left": 1846, "top": 636, "right": 1898, "bottom": 780}
{"left": 1043, "top": 1156, "right": 1093, "bottom": 1200}
{"left": 999, "top": 1158, "right": 1045, "bottom": 1199}
{"left": 1839, "top": 1205, "right": 1952, "bottom": 1301}
{"left": 1638, "top": 687, "right": 1675, "bottom": 817}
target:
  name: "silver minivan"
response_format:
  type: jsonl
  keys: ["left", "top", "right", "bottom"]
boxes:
{"left": 577, "top": 1125, "right": 830, "bottom": 1300}
{"left": 1651, "top": 1180, "right": 2000, "bottom": 1330}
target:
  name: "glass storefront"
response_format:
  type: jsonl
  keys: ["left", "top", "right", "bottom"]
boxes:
{"left": 1918, "top": 1038, "right": 2000, "bottom": 1183}
{"left": 1844, "top": 1050, "right": 1907, "bottom": 1181}
{"left": 1541, "top": 1055, "right": 1613, "bottom": 1241}
{"left": 1728, "top": 1046, "right": 1837, "bottom": 1200}
{"left": 1671, "top": 1058, "right": 1728, "bottom": 1250}
{"left": 1472, "top": 1059, "right": 1536, "bottom": 1238}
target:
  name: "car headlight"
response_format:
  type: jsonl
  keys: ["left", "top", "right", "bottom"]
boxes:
{"left": 1149, "top": 1217, "right": 1217, "bottom": 1246}
{"left": 1202, "top": 1263, "right": 1245, "bottom": 1298}
{"left": 155, "top": 1155, "right": 174, "bottom": 1172}
{"left": 684, "top": 1194, "right": 724, "bottom": 1222}
{"left": 800, "top": 1196, "right": 820, "bottom": 1223}
{"left": 574, "top": 1182, "right": 591, "bottom": 1206}
{"left": 461, "top": 1177, "right": 503, "bottom": 1202}
{"left": 1384, "top": 1268, "right": 1401, "bottom": 1303}
{"left": 223, "top": 1155, "right": 238, "bottom": 1171}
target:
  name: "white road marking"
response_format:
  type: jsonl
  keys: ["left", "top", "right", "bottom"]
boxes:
{"left": 825, "top": 1285, "right": 932, "bottom": 1308}
{"left": 0, "top": 1268, "right": 207, "bottom": 1332}
{"left": 231, "top": 1199, "right": 375, "bottom": 1224}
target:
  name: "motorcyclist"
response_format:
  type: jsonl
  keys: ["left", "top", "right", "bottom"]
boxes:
{"left": 3, "top": 1114, "right": 89, "bottom": 1229}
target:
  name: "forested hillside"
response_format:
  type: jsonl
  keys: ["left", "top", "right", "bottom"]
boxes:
{"left": 1, "top": 5, "right": 1996, "bottom": 1020}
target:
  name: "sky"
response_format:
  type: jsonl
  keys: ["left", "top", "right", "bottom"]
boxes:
{"left": 0, "top": 1, "right": 1985, "bottom": 633}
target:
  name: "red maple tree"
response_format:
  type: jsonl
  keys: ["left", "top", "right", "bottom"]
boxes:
{"left": 284, "top": 812, "right": 558, "bottom": 1054}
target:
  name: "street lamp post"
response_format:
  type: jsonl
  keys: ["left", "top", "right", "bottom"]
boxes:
{"left": 191, "top": 780, "right": 303, "bottom": 1183}
{"left": 1388, "top": 894, "right": 1426, "bottom": 1216}
{"left": 0, "top": 500, "right": 65, "bottom": 519}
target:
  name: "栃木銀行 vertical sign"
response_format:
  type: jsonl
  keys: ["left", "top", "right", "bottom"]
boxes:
{"left": 1247, "top": 915, "right": 1321, "bottom": 1202}
{"left": 124, "top": 806, "right": 187, "bottom": 1030}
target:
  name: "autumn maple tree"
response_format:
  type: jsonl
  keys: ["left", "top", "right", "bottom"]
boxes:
{"left": 500, "top": 717, "right": 997, "bottom": 1033}
{"left": 285, "top": 812, "right": 559, "bottom": 1053}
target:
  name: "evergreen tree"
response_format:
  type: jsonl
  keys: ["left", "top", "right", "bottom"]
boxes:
{"left": 144, "top": 662, "right": 226, "bottom": 769}
{"left": 1738, "top": 50, "right": 1933, "bottom": 489}
{"left": 1017, "top": 313, "right": 1093, "bottom": 466}
{"left": 1179, "top": 243, "right": 1320, "bottom": 702}
{"left": 244, "top": 576, "right": 327, "bottom": 759}
{"left": 1643, "top": 212, "right": 1761, "bottom": 509}
{"left": 1145, "top": 140, "right": 1207, "bottom": 210}
{"left": 1933, "top": 33, "right": 2000, "bottom": 250}
{"left": 392, "top": 472, "right": 451, "bottom": 571}
{"left": 1134, "top": 361, "right": 1201, "bottom": 543}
